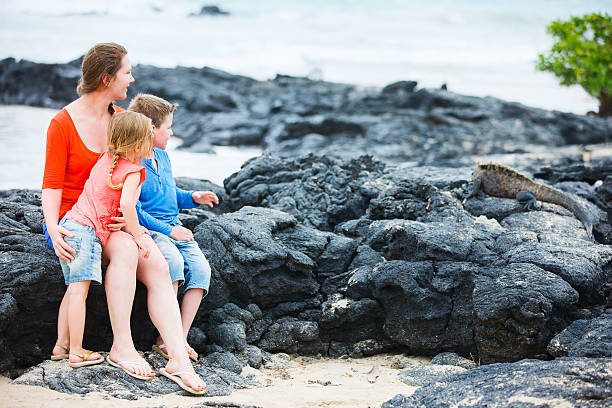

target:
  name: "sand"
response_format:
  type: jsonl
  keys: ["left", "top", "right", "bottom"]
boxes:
{"left": 0, "top": 354, "right": 424, "bottom": 408}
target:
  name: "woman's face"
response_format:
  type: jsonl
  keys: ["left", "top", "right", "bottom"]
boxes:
{"left": 108, "top": 55, "right": 134, "bottom": 99}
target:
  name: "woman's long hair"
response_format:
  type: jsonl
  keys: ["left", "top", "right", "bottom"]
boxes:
{"left": 77, "top": 42, "right": 127, "bottom": 96}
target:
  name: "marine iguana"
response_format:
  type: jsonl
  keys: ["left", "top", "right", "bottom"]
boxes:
{"left": 466, "top": 162, "right": 594, "bottom": 238}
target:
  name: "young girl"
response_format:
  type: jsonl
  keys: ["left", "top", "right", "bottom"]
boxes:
{"left": 58, "top": 111, "right": 154, "bottom": 371}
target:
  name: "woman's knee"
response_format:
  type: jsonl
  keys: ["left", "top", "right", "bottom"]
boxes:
{"left": 137, "top": 236, "right": 172, "bottom": 287}
{"left": 103, "top": 231, "right": 139, "bottom": 266}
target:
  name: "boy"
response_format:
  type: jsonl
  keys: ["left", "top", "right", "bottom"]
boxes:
{"left": 129, "top": 94, "right": 219, "bottom": 361}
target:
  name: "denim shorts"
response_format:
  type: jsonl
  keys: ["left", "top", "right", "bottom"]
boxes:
{"left": 58, "top": 219, "right": 103, "bottom": 286}
{"left": 150, "top": 230, "right": 211, "bottom": 295}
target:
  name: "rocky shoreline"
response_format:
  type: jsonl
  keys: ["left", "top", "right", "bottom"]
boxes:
{"left": 1, "top": 58, "right": 612, "bottom": 406}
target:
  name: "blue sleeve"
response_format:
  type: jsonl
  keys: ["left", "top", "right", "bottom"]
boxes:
{"left": 176, "top": 187, "right": 198, "bottom": 209}
{"left": 136, "top": 201, "right": 173, "bottom": 235}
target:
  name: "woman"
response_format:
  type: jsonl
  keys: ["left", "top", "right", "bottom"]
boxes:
{"left": 43, "top": 43, "right": 205, "bottom": 392}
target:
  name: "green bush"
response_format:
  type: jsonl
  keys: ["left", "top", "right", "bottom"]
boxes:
{"left": 536, "top": 12, "right": 612, "bottom": 116}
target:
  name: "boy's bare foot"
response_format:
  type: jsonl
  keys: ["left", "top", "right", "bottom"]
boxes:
{"left": 109, "top": 347, "right": 155, "bottom": 378}
{"left": 185, "top": 342, "right": 198, "bottom": 361}
{"left": 165, "top": 358, "right": 206, "bottom": 392}
{"left": 154, "top": 338, "right": 198, "bottom": 361}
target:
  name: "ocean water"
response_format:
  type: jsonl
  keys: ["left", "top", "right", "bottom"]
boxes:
{"left": 0, "top": 1, "right": 610, "bottom": 189}
{"left": 0, "top": 105, "right": 261, "bottom": 190}
{"left": 1, "top": 0, "right": 609, "bottom": 113}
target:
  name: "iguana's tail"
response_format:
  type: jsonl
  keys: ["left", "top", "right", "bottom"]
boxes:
{"left": 536, "top": 185, "right": 593, "bottom": 238}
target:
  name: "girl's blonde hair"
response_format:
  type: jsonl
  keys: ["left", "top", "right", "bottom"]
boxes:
{"left": 107, "top": 111, "right": 153, "bottom": 190}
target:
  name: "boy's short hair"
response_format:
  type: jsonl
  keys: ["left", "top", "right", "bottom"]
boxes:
{"left": 128, "top": 93, "right": 178, "bottom": 127}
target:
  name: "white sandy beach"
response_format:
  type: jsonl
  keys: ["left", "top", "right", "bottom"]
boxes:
{"left": 0, "top": 354, "right": 425, "bottom": 408}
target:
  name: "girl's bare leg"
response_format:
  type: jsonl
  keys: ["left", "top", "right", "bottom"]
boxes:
{"left": 66, "top": 280, "right": 101, "bottom": 363}
{"left": 136, "top": 235, "right": 205, "bottom": 391}
{"left": 103, "top": 231, "right": 154, "bottom": 378}
{"left": 52, "top": 291, "right": 70, "bottom": 357}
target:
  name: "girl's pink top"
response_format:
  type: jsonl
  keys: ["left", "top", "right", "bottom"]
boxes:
{"left": 64, "top": 152, "right": 146, "bottom": 246}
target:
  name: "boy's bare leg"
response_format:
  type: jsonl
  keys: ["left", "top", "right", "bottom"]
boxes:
{"left": 104, "top": 231, "right": 154, "bottom": 378}
{"left": 52, "top": 291, "right": 70, "bottom": 357}
{"left": 136, "top": 235, "right": 205, "bottom": 391}
{"left": 181, "top": 288, "right": 204, "bottom": 358}
{"left": 67, "top": 280, "right": 101, "bottom": 362}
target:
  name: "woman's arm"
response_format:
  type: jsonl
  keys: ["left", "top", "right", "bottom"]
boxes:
{"left": 120, "top": 172, "right": 151, "bottom": 258}
{"left": 41, "top": 188, "right": 76, "bottom": 261}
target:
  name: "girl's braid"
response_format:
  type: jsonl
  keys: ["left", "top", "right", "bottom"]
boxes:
{"left": 106, "top": 152, "right": 123, "bottom": 190}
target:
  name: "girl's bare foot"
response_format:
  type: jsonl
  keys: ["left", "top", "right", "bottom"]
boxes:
{"left": 68, "top": 349, "right": 102, "bottom": 364}
{"left": 68, "top": 349, "right": 104, "bottom": 368}
{"left": 51, "top": 343, "right": 69, "bottom": 360}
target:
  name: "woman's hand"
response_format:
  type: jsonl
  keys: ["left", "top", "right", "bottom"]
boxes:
{"left": 133, "top": 234, "right": 151, "bottom": 258}
{"left": 169, "top": 226, "right": 194, "bottom": 241}
{"left": 192, "top": 191, "right": 219, "bottom": 208}
{"left": 48, "top": 224, "right": 76, "bottom": 262}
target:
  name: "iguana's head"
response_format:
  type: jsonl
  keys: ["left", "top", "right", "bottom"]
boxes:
{"left": 472, "top": 161, "right": 485, "bottom": 178}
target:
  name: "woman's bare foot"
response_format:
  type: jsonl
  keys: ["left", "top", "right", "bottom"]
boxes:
{"left": 108, "top": 346, "right": 155, "bottom": 378}
{"left": 165, "top": 358, "right": 206, "bottom": 392}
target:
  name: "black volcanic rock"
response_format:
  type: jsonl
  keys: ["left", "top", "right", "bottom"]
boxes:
{"left": 2, "top": 152, "right": 612, "bottom": 400}
{"left": 223, "top": 154, "right": 385, "bottom": 231}
{"left": 0, "top": 57, "right": 80, "bottom": 108}
{"left": 2, "top": 58, "right": 610, "bottom": 166}
{"left": 383, "top": 357, "right": 612, "bottom": 408}
{"left": 13, "top": 352, "right": 259, "bottom": 399}
{"left": 548, "top": 313, "right": 612, "bottom": 357}
{"left": 4, "top": 56, "right": 612, "bottom": 401}
{"left": 0, "top": 149, "right": 612, "bottom": 404}
{"left": 189, "top": 5, "right": 230, "bottom": 16}
{"left": 473, "top": 263, "right": 578, "bottom": 362}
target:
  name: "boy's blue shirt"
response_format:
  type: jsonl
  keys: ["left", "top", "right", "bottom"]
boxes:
{"left": 137, "top": 148, "right": 197, "bottom": 236}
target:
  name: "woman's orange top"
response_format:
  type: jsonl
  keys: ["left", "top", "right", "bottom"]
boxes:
{"left": 42, "top": 105, "right": 123, "bottom": 220}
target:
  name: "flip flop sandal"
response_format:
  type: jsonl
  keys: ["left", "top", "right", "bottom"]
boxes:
{"left": 68, "top": 351, "right": 104, "bottom": 368}
{"left": 159, "top": 368, "right": 206, "bottom": 395}
{"left": 153, "top": 343, "right": 198, "bottom": 362}
{"left": 106, "top": 355, "right": 155, "bottom": 380}
{"left": 186, "top": 344, "right": 198, "bottom": 362}
{"left": 152, "top": 344, "right": 169, "bottom": 359}
{"left": 50, "top": 343, "right": 70, "bottom": 361}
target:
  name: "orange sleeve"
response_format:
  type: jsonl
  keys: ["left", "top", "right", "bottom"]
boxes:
{"left": 42, "top": 117, "right": 69, "bottom": 189}
{"left": 138, "top": 167, "right": 146, "bottom": 186}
